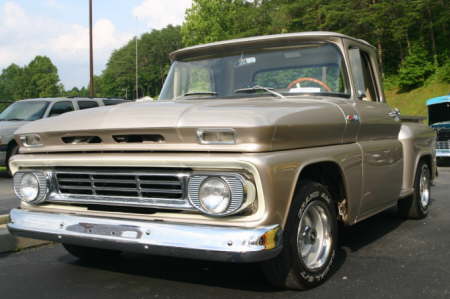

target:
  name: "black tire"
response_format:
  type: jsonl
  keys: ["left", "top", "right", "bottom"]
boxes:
{"left": 398, "top": 161, "right": 431, "bottom": 219}
{"left": 5, "top": 144, "right": 18, "bottom": 177}
{"left": 261, "top": 181, "right": 338, "bottom": 290}
{"left": 63, "top": 244, "right": 121, "bottom": 261}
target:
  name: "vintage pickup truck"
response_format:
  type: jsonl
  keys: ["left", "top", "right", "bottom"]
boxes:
{"left": 7, "top": 32, "right": 436, "bottom": 290}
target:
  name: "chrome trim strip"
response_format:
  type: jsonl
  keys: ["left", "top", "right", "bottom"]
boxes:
{"left": 8, "top": 209, "right": 282, "bottom": 263}
{"left": 436, "top": 150, "right": 450, "bottom": 157}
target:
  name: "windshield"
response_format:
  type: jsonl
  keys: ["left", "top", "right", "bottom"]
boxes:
{"left": 159, "top": 43, "right": 349, "bottom": 100}
{"left": 0, "top": 101, "right": 49, "bottom": 121}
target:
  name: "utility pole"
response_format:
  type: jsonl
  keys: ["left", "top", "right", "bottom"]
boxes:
{"left": 89, "top": 0, "right": 95, "bottom": 98}
{"left": 135, "top": 35, "right": 139, "bottom": 100}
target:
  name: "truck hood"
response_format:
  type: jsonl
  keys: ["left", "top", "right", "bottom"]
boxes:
{"left": 16, "top": 97, "right": 347, "bottom": 153}
{"left": 431, "top": 121, "right": 450, "bottom": 129}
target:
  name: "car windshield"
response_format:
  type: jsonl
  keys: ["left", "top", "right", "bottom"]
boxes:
{"left": 159, "top": 43, "right": 349, "bottom": 100}
{"left": 0, "top": 101, "right": 49, "bottom": 121}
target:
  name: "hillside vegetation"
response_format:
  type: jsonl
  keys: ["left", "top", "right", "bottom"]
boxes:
{"left": 386, "top": 81, "right": 449, "bottom": 117}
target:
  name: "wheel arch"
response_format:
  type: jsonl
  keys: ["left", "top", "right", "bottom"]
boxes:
{"left": 286, "top": 160, "right": 350, "bottom": 226}
{"left": 7, "top": 139, "right": 17, "bottom": 153}
{"left": 415, "top": 154, "right": 434, "bottom": 179}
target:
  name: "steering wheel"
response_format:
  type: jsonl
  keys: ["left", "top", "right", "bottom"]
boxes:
{"left": 287, "top": 77, "right": 332, "bottom": 92}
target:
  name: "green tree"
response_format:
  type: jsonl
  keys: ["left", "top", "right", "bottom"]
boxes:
{"left": 182, "top": 0, "right": 270, "bottom": 46}
{"left": 0, "top": 63, "right": 25, "bottom": 100}
{"left": 100, "top": 25, "right": 182, "bottom": 99}
{"left": 22, "top": 56, "right": 61, "bottom": 98}
{"left": 398, "top": 45, "right": 435, "bottom": 91}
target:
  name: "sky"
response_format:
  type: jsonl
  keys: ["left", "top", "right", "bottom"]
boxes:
{"left": 0, "top": 0, "right": 193, "bottom": 89}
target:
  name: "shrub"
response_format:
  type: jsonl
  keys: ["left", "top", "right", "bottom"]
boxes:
{"left": 436, "top": 59, "right": 450, "bottom": 83}
{"left": 398, "top": 46, "right": 435, "bottom": 91}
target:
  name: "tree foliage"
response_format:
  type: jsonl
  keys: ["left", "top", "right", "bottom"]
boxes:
{"left": 0, "top": 56, "right": 61, "bottom": 101}
{"left": 98, "top": 25, "right": 182, "bottom": 100}
{"left": 1, "top": 1, "right": 448, "bottom": 101}
{"left": 182, "top": 0, "right": 450, "bottom": 89}
{"left": 399, "top": 46, "right": 435, "bottom": 91}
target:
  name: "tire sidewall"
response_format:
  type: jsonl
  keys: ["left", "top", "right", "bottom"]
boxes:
{"left": 416, "top": 163, "right": 431, "bottom": 215}
{"left": 287, "top": 183, "right": 337, "bottom": 287}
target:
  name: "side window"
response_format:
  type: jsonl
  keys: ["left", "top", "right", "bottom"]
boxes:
{"left": 103, "top": 99, "right": 126, "bottom": 106}
{"left": 349, "top": 48, "right": 379, "bottom": 102}
{"left": 48, "top": 101, "right": 74, "bottom": 117}
{"left": 78, "top": 101, "right": 99, "bottom": 110}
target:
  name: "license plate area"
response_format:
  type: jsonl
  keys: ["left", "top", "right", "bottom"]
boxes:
{"left": 66, "top": 223, "right": 143, "bottom": 239}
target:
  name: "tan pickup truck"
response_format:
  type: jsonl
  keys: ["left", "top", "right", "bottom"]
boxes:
{"left": 8, "top": 32, "right": 436, "bottom": 290}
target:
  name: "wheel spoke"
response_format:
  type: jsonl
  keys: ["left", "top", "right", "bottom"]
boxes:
{"left": 297, "top": 200, "right": 332, "bottom": 270}
{"left": 419, "top": 166, "right": 430, "bottom": 208}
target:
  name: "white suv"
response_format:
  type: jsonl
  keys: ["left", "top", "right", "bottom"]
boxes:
{"left": 0, "top": 97, "right": 128, "bottom": 175}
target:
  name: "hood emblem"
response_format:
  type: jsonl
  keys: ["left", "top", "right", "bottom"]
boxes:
{"left": 345, "top": 114, "right": 360, "bottom": 122}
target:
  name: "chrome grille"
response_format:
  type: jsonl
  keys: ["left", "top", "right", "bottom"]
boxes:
{"left": 437, "top": 129, "right": 450, "bottom": 141}
{"left": 50, "top": 169, "right": 193, "bottom": 210}
{"left": 437, "top": 141, "right": 450, "bottom": 150}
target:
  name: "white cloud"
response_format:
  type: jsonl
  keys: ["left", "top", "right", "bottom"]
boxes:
{"left": 0, "top": 1, "right": 132, "bottom": 88}
{"left": 133, "top": 0, "right": 192, "bottom": 30}
{"left": 51, "top": 19, "right": 131, "bottom": 60}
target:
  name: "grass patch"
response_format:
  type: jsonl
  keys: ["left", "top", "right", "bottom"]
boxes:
{"left": 385, "top": 81, "right": 450, "bottom": 116}
{"left": 0, "top": 167, "right": 5, "bottom": 171}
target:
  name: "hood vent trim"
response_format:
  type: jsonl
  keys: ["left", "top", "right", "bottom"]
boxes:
{"left": 62, "top": 136, "right": 102, "bottom": 144}
{"left": 113, "top": 134, "right": 165, "bottom": 144}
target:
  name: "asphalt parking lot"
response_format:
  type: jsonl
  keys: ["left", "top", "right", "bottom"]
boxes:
{"left": 0, "top": 171, "right": 17, "bottom": 214}
{"left": 0, "top": 168, "right": 449, "bottom": 298}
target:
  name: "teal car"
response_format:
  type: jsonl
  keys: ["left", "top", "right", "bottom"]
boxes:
{"left": 427, "top": 94, "right": 450, "bottom": 162}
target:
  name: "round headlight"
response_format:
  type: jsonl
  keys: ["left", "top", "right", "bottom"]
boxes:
{"left": 13, "top": 172, "right": 49, "bottom": 204}
{"left": 198, "top": 177, "right": 231, "bottom": 214}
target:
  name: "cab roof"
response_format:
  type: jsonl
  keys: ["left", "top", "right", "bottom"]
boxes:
{"left": 18, "top": 97, "right": 127, "bottom": 102}
{"left": 170, "top": 31, "right": 374, "bottom": 60}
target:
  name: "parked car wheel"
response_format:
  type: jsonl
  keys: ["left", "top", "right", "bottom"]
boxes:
{"left": 398, "top": 161, "right": 431, "bottom": 219}
{"left": 5, "top": 144, "right": 18, "bottom": 177}
{"left": 63, "top": 244, "right": 121, "bottom": 261}
{"left": 261, "top": 181, "right": 338, "bottom": 290}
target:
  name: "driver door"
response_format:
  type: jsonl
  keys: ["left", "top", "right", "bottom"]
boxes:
{"left": 348, "top": 47, "right": 403, "bottom": 217}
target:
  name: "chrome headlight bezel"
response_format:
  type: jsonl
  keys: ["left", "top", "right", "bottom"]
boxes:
{"left": 13, "top": 171, "right": 50, "bottom": 204}
{"left": 188, "top": 173, "right": 254, "bottom": 216}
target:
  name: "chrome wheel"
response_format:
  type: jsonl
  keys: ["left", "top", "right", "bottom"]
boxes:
{"left": 297, "top": 201, "right": 332, "bottom": 270}
{"left": 419, "top": 165, "right": 430, "bottom": 209}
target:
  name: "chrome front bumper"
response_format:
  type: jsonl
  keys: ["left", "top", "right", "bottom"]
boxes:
{"left": 8, "top": 209, "right": 282, "bottom": 263}
{"left": 436, "top": 149, "right": 450, "bottom": 157}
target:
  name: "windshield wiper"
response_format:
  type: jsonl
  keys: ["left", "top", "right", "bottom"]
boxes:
{"left": 183, "top": 91, "right": 218, "bottom": 97}
{"left": 234, "top": 85, "right": 285, "bottom": 99}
